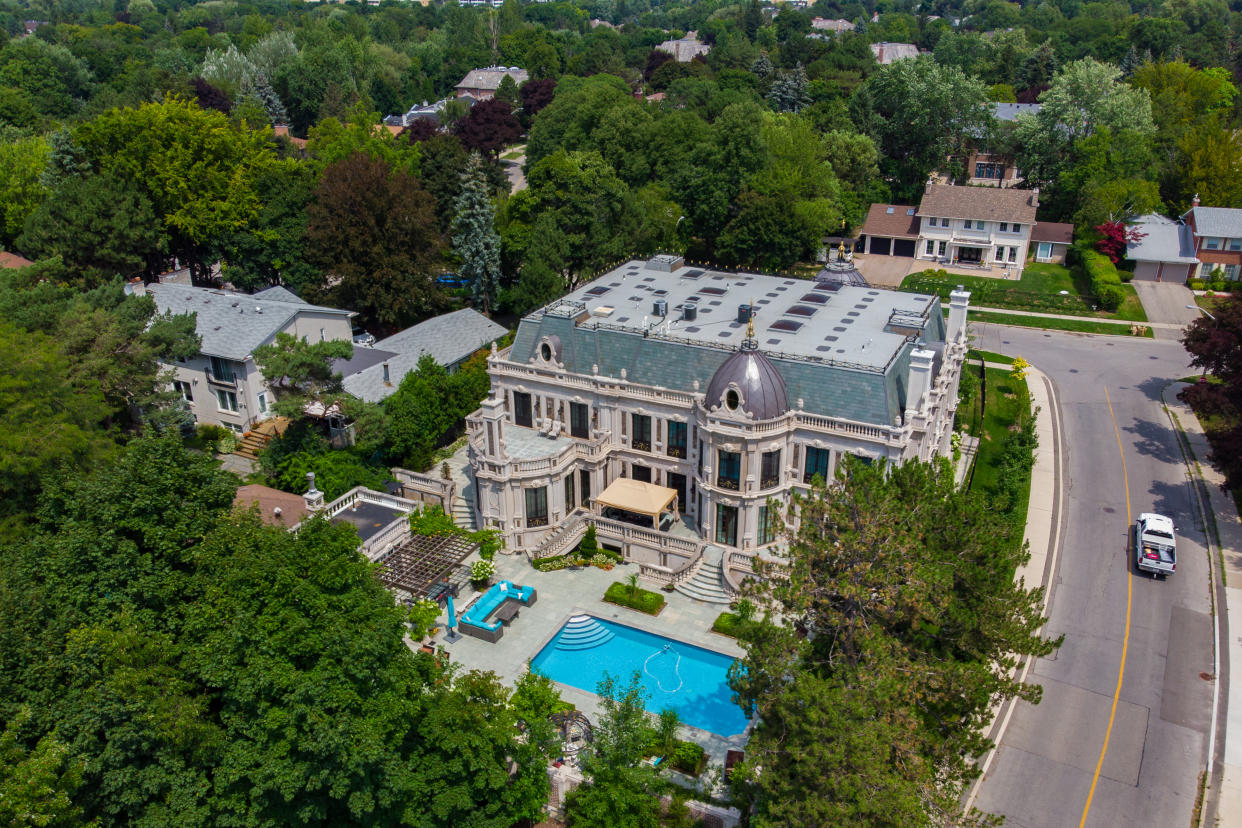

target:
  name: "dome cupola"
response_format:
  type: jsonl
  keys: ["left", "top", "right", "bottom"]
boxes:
{"left": 704, "top": 339, "right": 789, "bottom": 420}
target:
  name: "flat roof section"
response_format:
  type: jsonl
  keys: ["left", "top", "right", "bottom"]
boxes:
{"left": 331, "top": 501, "right": 408, "bottom": 544}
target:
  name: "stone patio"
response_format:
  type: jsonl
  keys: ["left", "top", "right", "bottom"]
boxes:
{"left": 427, "top": 551, "right": 752, "bottom": 762}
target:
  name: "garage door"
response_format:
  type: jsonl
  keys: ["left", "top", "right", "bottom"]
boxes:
{"left": 1132, "top": 262, "right": 1160, "bottom": 281}
{"left": 892, "top": 239, "right": 916, "bottom": 257}
{"left": 869, "top": 237, "right": 891, "bottom": 256}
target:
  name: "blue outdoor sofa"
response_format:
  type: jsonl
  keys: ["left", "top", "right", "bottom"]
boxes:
{"left": 458, "top": 580, "right": 538, "bottom": 642}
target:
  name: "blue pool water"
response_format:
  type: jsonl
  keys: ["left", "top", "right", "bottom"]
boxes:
{"left": 531, "top": 615, "right": 749, "bottom": 738}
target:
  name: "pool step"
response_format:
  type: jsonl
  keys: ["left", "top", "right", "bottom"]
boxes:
{"left": 555, "top": 616, "right": 615, "bottom": 651}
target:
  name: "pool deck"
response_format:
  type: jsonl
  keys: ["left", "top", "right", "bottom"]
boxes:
{"left": 428, "top": 552, "right": 752, "bottom": 761}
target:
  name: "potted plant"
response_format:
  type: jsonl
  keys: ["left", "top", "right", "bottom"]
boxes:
{"left": 470, "top": 558, "right": 495, "bottom": 588}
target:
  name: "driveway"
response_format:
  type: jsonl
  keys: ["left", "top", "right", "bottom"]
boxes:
{"left": 1132, "top": 281, "right": 1201, "bottom": 339}
{"left": 854, "top": 254, "right": 914, "bottom": 287}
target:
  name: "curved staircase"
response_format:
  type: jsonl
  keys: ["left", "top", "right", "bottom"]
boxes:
{"left": 554, "top": 615, "right": 615, "bottom": 650}
{"left": 675, "top": 545, "right": 732, "bottom": 605}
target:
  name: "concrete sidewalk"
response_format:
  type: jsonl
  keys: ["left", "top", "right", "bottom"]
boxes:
{"left": 972, "top": 304, "right": 1186, "bottom": 330}
{"left": 1161, "top": 384, "right": 1242, "bottom": 827}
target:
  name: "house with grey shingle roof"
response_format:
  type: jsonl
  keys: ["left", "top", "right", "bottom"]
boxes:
{"left": 656, "top": 32, "right": 711, "bottom": 62}
{"left": 455, "top": 66, "right": 529, "bottom": 101}
{"left": 1182, "top": 198, "right": 1242, "bottom": 280}
{"left": 335, "top": 308, "right": 508, "bottom": 403}
{"left": 467, "top": 255, "right": 972, "bottom": 594}
{"left": 146, "top": 283, "right": 354, "bottom": 432}
{"left": 916, "top": 182, "right": 1038, "bottom": 274}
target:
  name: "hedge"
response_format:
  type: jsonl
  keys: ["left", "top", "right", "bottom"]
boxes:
{"left": 603, "top": 581, "right": 665, "bottom": 615}
{"left": 1188, "top": 278, "right": 1240, "bottom": 292}
{"left": 1078, "top": 250, "right": 1125, "bottom": 311}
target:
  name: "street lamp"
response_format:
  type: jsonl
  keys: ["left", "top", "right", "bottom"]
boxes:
{"left": 1187, "top": 304, "right": 1216, "bottom": 321}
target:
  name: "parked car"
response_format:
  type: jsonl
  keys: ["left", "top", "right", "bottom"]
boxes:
{"left": 1135, "top": 512, "right": 1177, "bottom": 577}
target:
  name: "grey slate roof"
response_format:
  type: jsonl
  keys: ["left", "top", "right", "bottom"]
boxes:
{"left": 993, "top": 102, "right": 1041, "bottom": 122}
{"left": 148, "top": 284, "right": 352, "bottom": 361}
{"left": 339, "top": 308, "right": 508, "bottom": 403}
{"left": 1184, "top": 206, "right": 1242, "bottom": 238}
{"left": 251, "top": 286, "right": 306, "bottom": 304}
{"left": 1127, "top": 214, "right": 1199, "bottom": 264}
{"left": 508, "top": 260, "right": 946, "bottom": 426}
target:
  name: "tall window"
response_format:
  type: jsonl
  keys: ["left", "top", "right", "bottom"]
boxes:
{"left": 209, "top": 356, "right": 235, "bottom": 383}
{"left": 717, "top": 450, "right": 740, "bottom": 490}
{"left": 715, "top": 504, "right": 738, "bottom": 546}
{"left": 215, "top": 389, "right": 238, "bottom": 412}
{"left": 570, "top": 402, "right": 590, "bottom": 438}
{"left": 803, "top": 446, "right": 830, "bottom": 484}
{"left": 925, "top": 240, "right": 935, "bottom": 256}
{"left": 173, "top": 381, "right": 193, "bottom": 402}
{"left": 938, "top": 240, "right": 947, "bottom": 256}
{"left": 760, "top": 450, "right": 781, "bottom": 489}
{"left": 513, "top": 392, "right": 532, "bottom": 427}
{"left": 698, "top": 439, "right": 705, "bottom": 476}
{"left": 579, "top": 470, "right": 591, "bottom": 504}
{"left": 758, "top": 505, "right": 777, "bottom": 545}
{"left": 631, "top": 414, "right": 652, "bottom": 451}
{"left": 667, "top": 421, "right": 687, "bottom": 458}
{"left": 631, "top": 464, "right": 652, "bottom": 483}
{"left": 564, "top": 475, "right": 575, "bottom": 511}
{"left": 668, "top": 472, "right": 687, "bottom": 513}
{"left": 525, "top": 486, "right": 548, "bottom": 527}
{"left": 1008, "top": 246, "right": 1017, "bottom": 263}
{"left": 257, "top": 392, "right": 269, "bottom": 414}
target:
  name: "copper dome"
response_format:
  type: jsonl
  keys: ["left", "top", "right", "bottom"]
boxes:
{"left": 704, "top": 343, "right": 789, "bottom": 420}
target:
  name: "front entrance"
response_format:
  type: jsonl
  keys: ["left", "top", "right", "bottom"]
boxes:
{"left": 667, "top": 472, "right": 687, "bottom": 514}
{"left": 957, "top": 246, "right": 983, "bottom": 265}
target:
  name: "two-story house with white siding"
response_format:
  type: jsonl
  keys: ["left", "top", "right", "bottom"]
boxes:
{"left": 145, "top": 284, "right": 355, "bottom": 433}
{"left": 466, "top": 255, "right": 971, "bottom": 601}
{"left": 914, "top": 182, "right": 1039, "bottom": 275}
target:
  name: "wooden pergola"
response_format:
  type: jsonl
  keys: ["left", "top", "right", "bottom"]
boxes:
{"left": 376, "top": 533, "right": 477, "bottom": 597}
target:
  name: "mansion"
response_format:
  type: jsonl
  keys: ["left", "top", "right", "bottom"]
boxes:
{"left": 465, "top": 256, "right": 971, "bottom": 596}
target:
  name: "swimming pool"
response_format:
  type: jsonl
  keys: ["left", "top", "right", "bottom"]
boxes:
{"left": 530, "top": 615, "right": 749, "bottom": 738}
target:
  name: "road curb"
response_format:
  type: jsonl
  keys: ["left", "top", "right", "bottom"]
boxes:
{"left": 963, "top": 361, "right": 1065, "bottom": 815}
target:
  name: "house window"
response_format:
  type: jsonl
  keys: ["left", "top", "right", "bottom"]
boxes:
{"left": 257, "top": 392, "right": 269, "bottom": 414}
{"left": 631, "top": 414, "right": 652, "bottom": 452}
{"left": 631, "top": 464, "right": 652, "bottom": 483}
{"left": 717, "top": 450, "right": 741, "bottom": 490}
{"left": 215, "top": 389, "right": 239, "bottom": 412}
{"left": 925, "top": 240, "right": 935, "bottom": 256}
{"left": 1011, "top": 223, "right": 1022, "bottom": 232}
{"left": 715, "top": 504, "right": 738, "bottom": 546}
{"left": 667, "top": 420, "right": 687, "bottom": 458}
{"left": 938, "top": 241, "right": 947, "bottom": 256}
{"left": 513, "top": 392, "right": 532, "bottom": 427}
{"left": 758, "top": 505, "right": 777, "bottom": 545}
{"left": 564, "top": 474, "right": 575, "bottom": 511}
{"left": 525, "top": 486, "right": 548, "bottom": 527}
{"left": 995, "top": 247, "right": 1006, "bottom": 262}
{"left": 173, "top": 380, "right": 193, "bottom": 402}
{"left": 668, "top": 472, "right": 687, "bottom": 512}
{"left": 1226, "top": 264, "right": 1241, "bottom": 281}
{"left": 579, "top": 469, "right": 591, "bottom": 504}
{"left": 569, "top": 402, "right": 589, "bottom": 438}
{"left": 975, "top": 163, "right": 1002, "bottom": 180}
{"left": 209, "top": 356, "right": 235, "bottom": 383}
{"left": 223, "top": 422, "right": 244, "bottom": 435}
{"left": 760, "top": 450, "right": 781, "bottom": 489}
{"left": 1008, "top": 246, "right": 1018, "bottom": 263}
{"left": 1205, "top": 237, "right": 1221, "bottom": 250}
{"left": 999, "top": 222, "right": 1009, "bottom": 232}
{"left": 803, "top": 446, "right": 830, "bottom": 484}
{"left": 1037, "top": 242, "right": 1053, "bottom": 261}
{"left": 963, "top": 219, "right": 973, "bottom": 230}
{"left": 1230, "top": 239, "right": 1242, "bottom": 252}
{"left": 698, "top": 439, "right": 705, "bottom": 476}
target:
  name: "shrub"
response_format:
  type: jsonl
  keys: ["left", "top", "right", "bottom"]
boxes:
{"left": 408, "top": 598, "right": 441, "bottom": 639}
{"left": 603, "top": 581, "right": 665, "bottom": 614}
{"left": 1189, "top": 278, "right": 1208, "bottom": 290}
{"left": 670, "top": 741, "right": 706, "bottom": 776}
{"left": 577, "top": 524, "right": 599, "bottom": 558}
{"left": 470, "top": 558, "right": 495, "bottom": 583}
{"left": 712, "top": 612, "right": 742, "bottom": 638}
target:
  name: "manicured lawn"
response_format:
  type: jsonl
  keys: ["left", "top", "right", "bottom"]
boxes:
{"left": 603, "top": 581, "right": 665, "bottom": 615}
{"left": 969, "top": 368, "right": 1027, "bottom": 496}
{"left": 1196, "top": 293, "right": 1233, "bottom": 312}
{"left": 501, "top": 150, "right": 523, "bottom": 160}
{"left": 970, "top": 310, "right": 1155, "bottom": 337}
{"left": 967, "top": 349, "right": 1014, "bottom": 364}
{"left": 903, "top": 262, "right": 1148, "bottom": 321}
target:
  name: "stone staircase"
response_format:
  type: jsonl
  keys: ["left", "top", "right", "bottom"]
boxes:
{"left": 675, "top": 545, "right": 731, "bottom": 605}
{"left": 451, "top": 491, "right": 477, "bottom": 531}
{"left": 442, "top": 440, "right": 478, "bottom": 531}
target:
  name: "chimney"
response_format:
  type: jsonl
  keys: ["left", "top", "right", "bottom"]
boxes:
{"left": 1192, "top": 193, "right": 1201, "bottom": 208}
{"left": 948, "top": 286, "right": 971, "bottom": 343}
{"left": 303, "top": 472, "right": 324, "bottom": 512}
{"left": 905, "top": 348, "right": 937, "bottom": 417}
{"left": 382, "top": 362, "right": 391, "bottom": 385}
{"left": 1031, "top": 186, "right": 1040, "bottom": 208}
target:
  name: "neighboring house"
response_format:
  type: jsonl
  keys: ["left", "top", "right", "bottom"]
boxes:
{"left": 915, "top": 183, "right": 1038, "bottom": 274}
{"left": 1030, "top": 221, "right": 1074, "bottom": 264}
{"left": 870, "top": 42, "right": 920, "bottom": 64}
{"left": 146, "top": 283, "right": 354, "bottom": 433}
{"left": 1181, "top": 198, "right": 1242, "bottom": 280}
{"left": 962, "top": 103, "right": 1040, "bottom": 188}
{"left": 234, "top": 484, "right": 310, "bottom": 528}
{"left": 335, "top": 308, "right": 508, "bottom": 403}
{"left": 0, "top": 251, "right": 34, "bottom": 269}
{"left": 858, "top": 203, "right": 921, "bottom": 257}
{"left": 811, "top": 17, "right": 855, "bottom": 32}
{"left": 1126, "top": 215, "right": 1199, "bottom": 282}
{"left": 467, "top": 255, "right": 971, "bottom": 596}
{"left": 384, "top": 97, "right": 459, "bottom": 129}
{"left": 656, "top": 32, "right": 711, "bottom": 62}
{"left": 455, "top": 66, "right": 529, "bottom": 101}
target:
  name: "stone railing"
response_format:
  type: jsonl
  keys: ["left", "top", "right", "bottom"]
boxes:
{"left": 637, "top": 555, "right": 698, "bottom": 586}
{"left": 592, "top": 515, "right": 704, "bottom": 558}
{"left": 361, "top": 518, "right": 410, "bottom": 562}
{"left": 530, "top": 510, "right": 591, "bottom": 560}
{"left": 323, "top": 486, "right": 421, "bottom": 519}
{"left": 490, "top": 359, "right": 697, "bottom": 408}
{"left": 390, "top": 467, "right": 455, "bottom": 511}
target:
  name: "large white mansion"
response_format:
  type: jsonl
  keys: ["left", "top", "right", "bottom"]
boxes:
{"left": 466, "top": 256, "right": 970, "bottom": 598}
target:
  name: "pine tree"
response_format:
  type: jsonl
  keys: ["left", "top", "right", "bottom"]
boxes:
{"left": 751, "top": 52, "right": 774, "bottom": 82}
{"left": 495, "top": 73, "right": 521, "bottom": 113}
{"left": 1119, "top": 44, "right": 1139, "bottom": 78}
{"left": 452, "top": 153, "right": 502, "bottom": 315}
{"left": 767, "top": 65, "right": 811, "bottom": 113}
{"left": 39, "top": 129, "right": 90, "bottom": 190}
{"left": 250, "top": 72, "right": 288, "bottom": 125}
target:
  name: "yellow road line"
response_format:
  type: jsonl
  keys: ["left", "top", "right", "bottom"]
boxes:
{"left": 1079, "top": 388, "right": 1134, "bottom": 826}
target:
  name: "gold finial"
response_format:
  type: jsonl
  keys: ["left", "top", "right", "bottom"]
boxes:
{"left": 746, "top": 297, "right": 756, "bottom": 340}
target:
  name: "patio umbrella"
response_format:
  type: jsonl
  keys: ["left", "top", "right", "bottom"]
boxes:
{"left": 445, "top": 593, "right": 460, "bottom": 642}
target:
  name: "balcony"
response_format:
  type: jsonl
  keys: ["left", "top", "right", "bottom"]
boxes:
{"left": 716, "top": 475, "right": 740, "bottom": 491}
{"left": 760, "top": 476, "right": 780, "bottom": 490}
{"left": 631, "top": 439, "right": 651, "bottom": 452}
{"left": 666, "top": 445, "right": 686, "bottom": 459}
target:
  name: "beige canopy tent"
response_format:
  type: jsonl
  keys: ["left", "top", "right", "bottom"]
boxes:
{"left": 595, "top": 478, "right": 679, "bottom": 530}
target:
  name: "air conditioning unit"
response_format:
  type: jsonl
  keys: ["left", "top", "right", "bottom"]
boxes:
{"left": 682, "top": 303, "right": 698, "bottom": 322}
{"left": 653, "top": 299, "right": 668, "bottom": 317}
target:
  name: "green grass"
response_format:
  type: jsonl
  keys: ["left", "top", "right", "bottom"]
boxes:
{"left": 604, "top": 581, "right": 666, "bottom": 615}
{"left": 968, "top": 368, "right": 1028, "bottom": 496}
{"left": 1196, "top": 294, "right": 1232, "bottom": 312}
{"left": 711, "top": 611, "right": 744, "bottom": 638}
{"left": 970, "top": 309, "right": 1155, "bottom": 336}
{"left": 903, "top": 262, "right": 1148, "bottom": 321}
{"left": 967, "top": 349, "right": 1014, "bottom": 364}
{"left": 500, "top": 150, "right": 523, "bottom": 160}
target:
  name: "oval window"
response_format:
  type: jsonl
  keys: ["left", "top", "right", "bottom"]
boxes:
{"left": 725, "top": 389, "right": 740, "bottom": 410}
{"left": 540, "top": 342, "right": 553, "bottom": 361}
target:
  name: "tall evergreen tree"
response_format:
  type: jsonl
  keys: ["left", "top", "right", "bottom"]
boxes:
{"left": 766, "top": 65, "right": 811, "bottom": 113}
{"left": 453, "top": 152, "right": 503, "bottom": 314}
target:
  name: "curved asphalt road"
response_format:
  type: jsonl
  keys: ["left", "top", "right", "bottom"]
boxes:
{"left": 969, "top": 323, "right": 1217, "bottom": 828}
